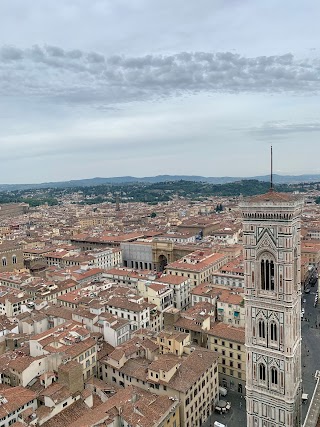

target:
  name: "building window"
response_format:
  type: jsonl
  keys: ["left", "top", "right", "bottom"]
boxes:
{"left": 271, "top": 367, "right": 278, "bottom": 385}
{"left": 2, "top": 257, "right": 7, "bottom": 267}
{"left": 259, "top": 364, "right": 266, "bottom": 381}
{"left": 260, "top": 256, "right": 275, "bottom": 291}
{"left": 12, "top": 255, "right": 17, "bottom": 264}
{"left": 258, "top": 320, "right": 265, "bottom": 339}
{"left": 270, "top": 322, "right": 277, "bottom": 341}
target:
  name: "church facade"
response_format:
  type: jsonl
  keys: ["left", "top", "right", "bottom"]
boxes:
{"left": 240, "top": 190, "right": 303, "bottom": 427}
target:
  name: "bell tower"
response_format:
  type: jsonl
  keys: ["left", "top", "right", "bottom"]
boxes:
{"left": 240, "top": 188, "right": 303, "bottom": 427}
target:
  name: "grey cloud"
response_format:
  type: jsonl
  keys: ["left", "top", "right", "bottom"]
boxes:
{"left": 246, "top": 121, "right": 320, "bottom": 139}
{"left": 0, "top": 45, "right": 320, "bottom": 107}
{"left": 66, "top": 50, "right": 83, "bottom": 59}
{"left": 87, "top": 52, "right": 105, "bottom": 63}
{"left": 45, "top": 45, "right": 65, "bottom": 57}
{"left": 0, "top": 45, "right": 23, "bottom": 61}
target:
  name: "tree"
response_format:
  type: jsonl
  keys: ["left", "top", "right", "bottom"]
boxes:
{"left": 150, "top": 212, "right": 157, "bottom": 218}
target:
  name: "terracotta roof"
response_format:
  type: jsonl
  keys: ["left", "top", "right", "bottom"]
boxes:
{"left": 207, "top": 322, "right": 245, "bottom": 344}
{"left": 174, "top": 316, "right": 205, "bottom": 332}
{"left": 40, "top": 383, "right": 71, "bottom": 404}
{"left": 168, "top": 348, "right": 218, "bottom": 392}
{"left": 148, "top": 354, "right": 179, "bottom": 372}
{"left": 156, "top": 275, "right": 188, "bottom": 285}
{"left": 68, "top": 386, "right": 178, "bottom": 427}
{"left": 148, "top": 283, "right": 169, "bottom": 292}
{"left": 41, "top": 399, "right": 91, "bottom": 427}
{"left": 158, "top": 330, "right": 189, "bottom": 343}
{"left": 166, "top": 251, "right": 226, "bottom": 272}
{"left": 9, "top": 355, "right": 45, "bottom": 372}
{"left": 247, "top": 189, "right": 300, "bottom": 203}
{"left": 0, "top": 387, "right": 36, "bottom": 419}
{"left": 107, "top": 296, "right": 149, "bottom": 312}
{"left": 64, "top": 337, "right": 96, "bottom": 358}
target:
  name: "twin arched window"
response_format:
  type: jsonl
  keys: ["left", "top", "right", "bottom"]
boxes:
{"left": 259, "top": 364, "right": 278, "bottom": 385}
{"left": 261, "top": 258, "right": 275, "bottom": 291}
{"left": 258, "top": 319, "right": 278, "bottom": 343}
{"left": 2, "top": 257, "right": 7, "bottom": 267}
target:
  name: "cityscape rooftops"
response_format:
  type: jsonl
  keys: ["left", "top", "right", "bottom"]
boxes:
{"left": 0, "top": 386, "right": 36, "bottom": 419}
{"left": 207, "top": 322, "right": 245, "bottom": 344}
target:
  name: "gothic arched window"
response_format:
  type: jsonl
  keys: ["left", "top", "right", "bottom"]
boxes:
{"left": 259, "top": 364, "right": 266, "bottom": 381}
{"left": 271, "top": 367, "right": 278, "bottom": 385}
{"left": 270, "top": 322, "right": 277, "bottom": 341}
{"left": 260, "top": 255, "right": 275, "bottom": 291}
{"left": 258, "top": 320, "right": 265, "bottom": 339}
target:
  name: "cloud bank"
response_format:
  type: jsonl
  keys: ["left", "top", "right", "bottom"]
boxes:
{"left": 1, "top": 45, "right": 320, "bottom": 106}
{"left": 246, "top": 121, "right": 320, "bottom": 139}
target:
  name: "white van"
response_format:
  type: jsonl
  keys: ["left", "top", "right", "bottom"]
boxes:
{"left": 214, "top": 422, "right": 226, "bottom": 427}
{"left": 219, "top": 386, "right": 228, "bottom": 396}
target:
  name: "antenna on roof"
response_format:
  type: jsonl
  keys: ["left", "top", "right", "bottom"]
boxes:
{"left": 270, "top": 145, "right": 273, "bottom": 191}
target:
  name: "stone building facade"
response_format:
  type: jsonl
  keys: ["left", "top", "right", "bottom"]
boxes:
{"left": 0, "top": 244, "right": 24, "bottom": 273}
{"left": 240, "top": 190, "right": 303, "bottom": 427}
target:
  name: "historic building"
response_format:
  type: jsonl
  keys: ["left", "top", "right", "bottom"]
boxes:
{"left": 240, "top": 189, "right": 303, "bottom": 427}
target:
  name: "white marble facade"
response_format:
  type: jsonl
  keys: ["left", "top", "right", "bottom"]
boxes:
{"left": 240, "top": 191, "right": 303, "bottom": 427}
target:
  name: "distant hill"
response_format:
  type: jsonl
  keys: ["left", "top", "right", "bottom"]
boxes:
{"left": 0, "top": 174, "right": 320, "bottom": 192}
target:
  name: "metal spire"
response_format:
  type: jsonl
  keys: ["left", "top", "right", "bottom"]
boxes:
{"left": 270, "top": 145, "right": 273, "bottom": 191}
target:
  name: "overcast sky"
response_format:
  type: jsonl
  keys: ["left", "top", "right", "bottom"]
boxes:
{"left": 1, "top": 0, "right": 320, "bottom": 183}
